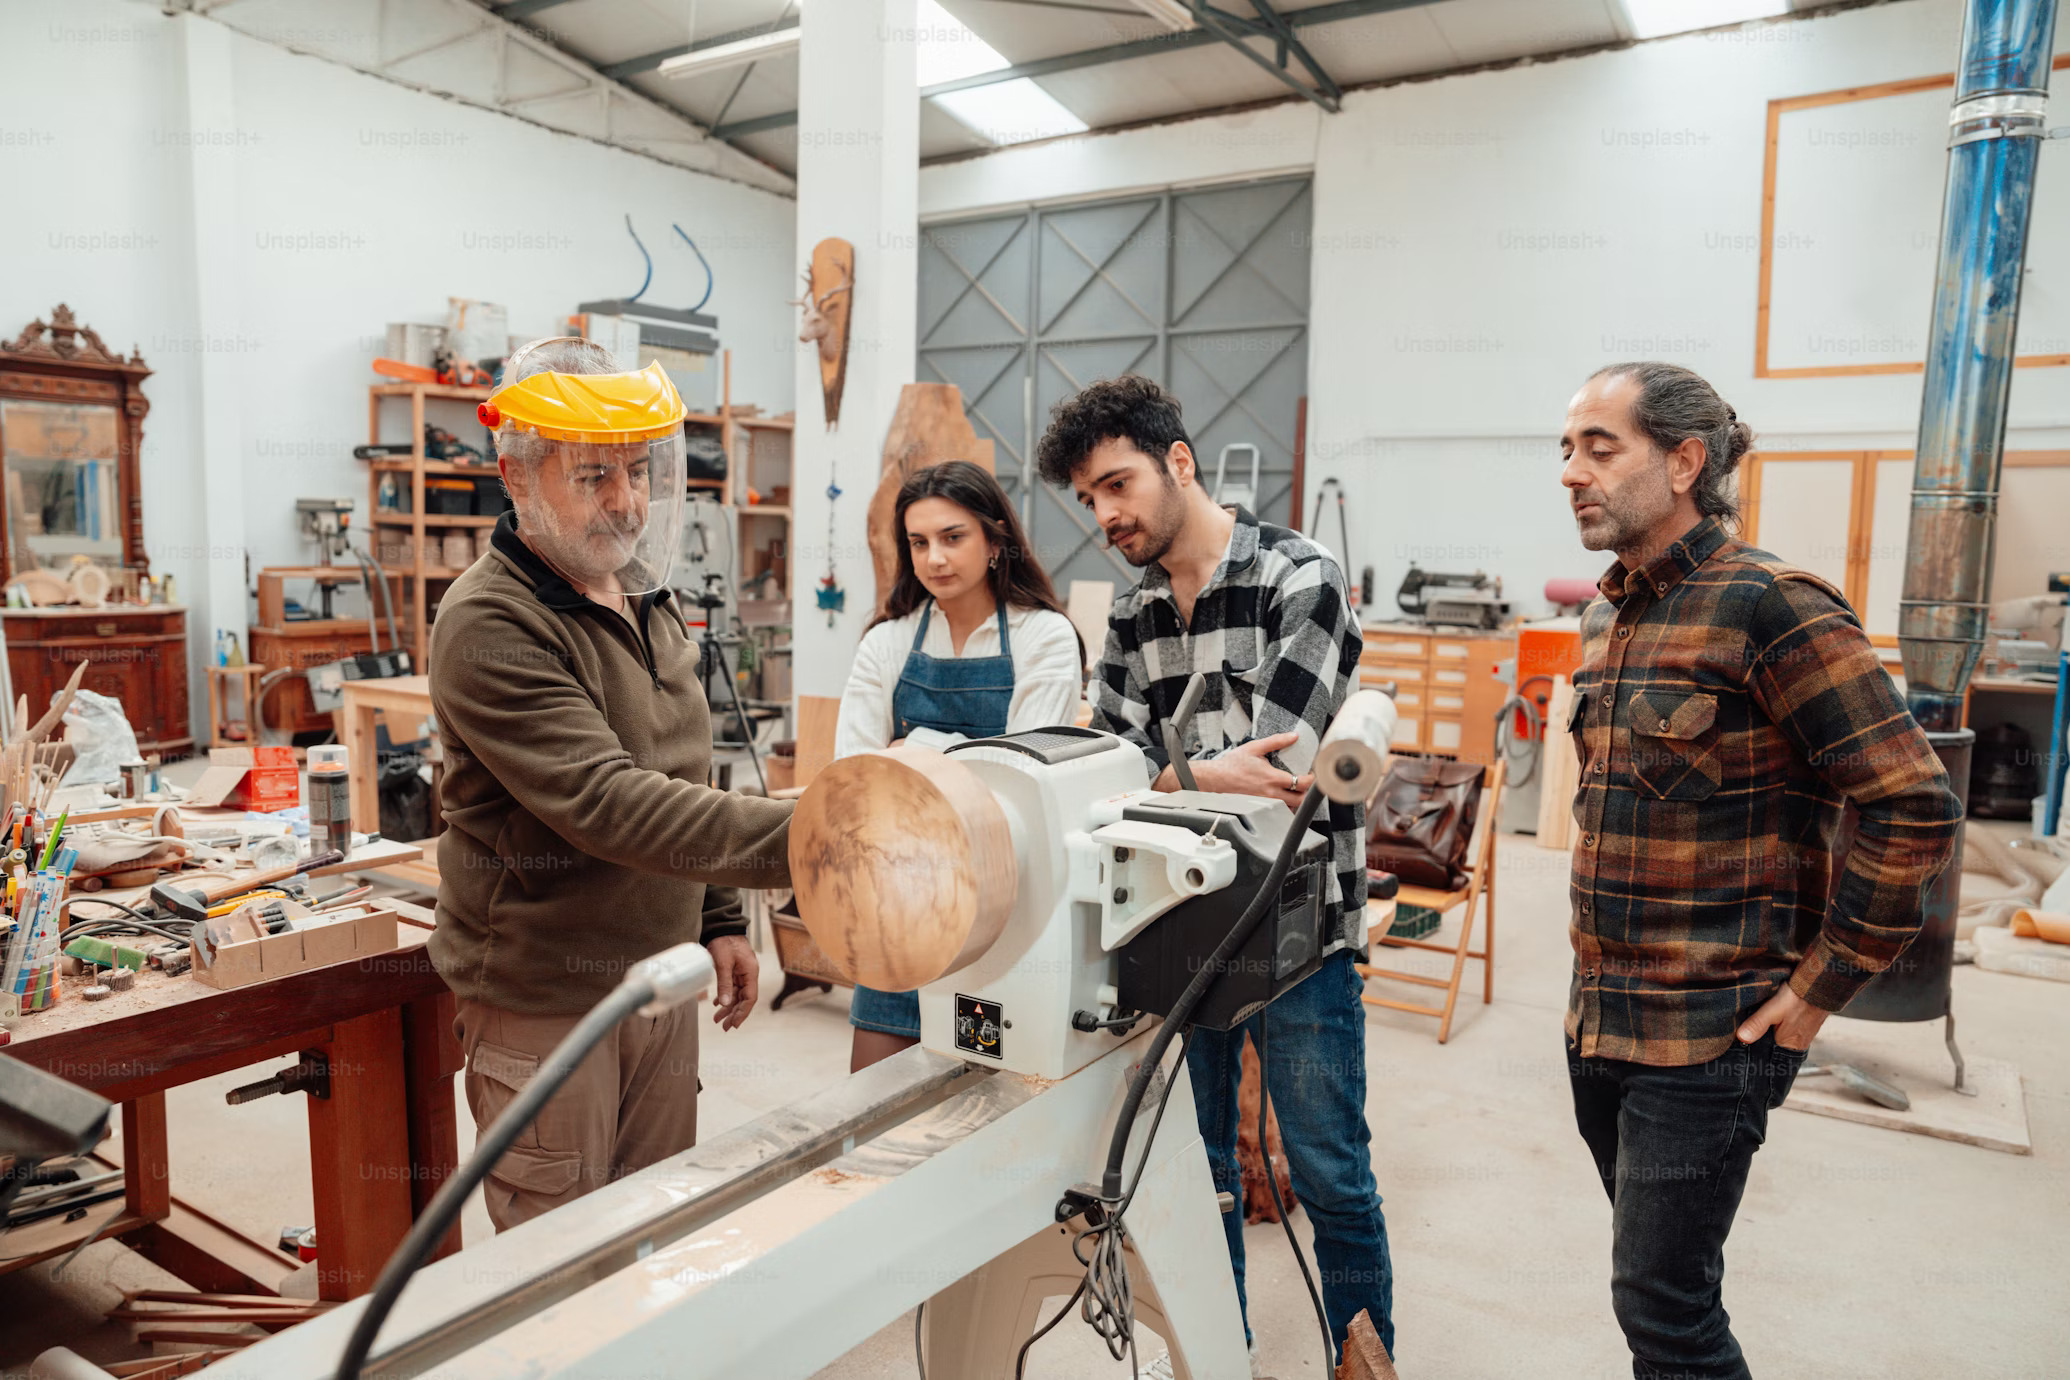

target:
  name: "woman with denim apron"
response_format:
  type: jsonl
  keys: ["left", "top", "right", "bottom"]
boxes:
{"left": 832, "top": 462, "right": 1084, "bottom": 1070}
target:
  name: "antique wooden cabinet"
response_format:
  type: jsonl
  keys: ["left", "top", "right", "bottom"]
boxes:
{"left": 2, "top": 606, "right": 192, "bottom": 756}
{"left": 0, "top": 307, "right": 193, "bottom": 755}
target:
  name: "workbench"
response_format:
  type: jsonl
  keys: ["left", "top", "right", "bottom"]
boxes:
{"left": 0, "top": 850, "right": 463, "bottom": 1304}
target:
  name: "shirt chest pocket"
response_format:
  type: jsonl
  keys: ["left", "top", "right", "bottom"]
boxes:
{"left": 1629, "top": 689, "right": 1720, "bottom": 802}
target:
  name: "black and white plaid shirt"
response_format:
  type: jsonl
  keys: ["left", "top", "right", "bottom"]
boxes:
{"left": 1089, "top": 506, "right": 1368, "bottom": 952}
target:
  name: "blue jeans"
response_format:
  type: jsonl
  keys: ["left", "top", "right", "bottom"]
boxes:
{"left": 1568, "top": 1032, "right": 1807, "bottom": 1380}
{"left": 1186, "top": 949, "right": 1393, "bottom": 1361}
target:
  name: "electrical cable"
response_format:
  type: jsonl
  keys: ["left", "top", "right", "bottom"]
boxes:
{"left": 334, "top": 944, "right": 712, "bottom": 1380}
{"left": 1099, "top": 789, "right": 1325, "bottom": 1202}
{"left": 672, "top": 224, "right": 715, "bottom": 313}
{"left": 624, "top": 214, "right": 654, "bottom": 302}
{"left": 1018, "top": 1030, "right": 1190, "bottom": 1378}
{"left": 1014, "top": 1278, "right": 1087, "bottom": 1380}
{"left": 352, "top": 544, "right": 400, "bottom": 658}
{"left": 1257, "top": 1012, "right": 1334, "bottom": 1375}
{"left": 913, "top": 1299, "right": 926, "bottom": 1380}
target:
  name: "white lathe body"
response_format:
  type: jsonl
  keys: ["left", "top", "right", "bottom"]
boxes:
{"left": 194, "top": 698, "right": 1397, "bottom": 1380}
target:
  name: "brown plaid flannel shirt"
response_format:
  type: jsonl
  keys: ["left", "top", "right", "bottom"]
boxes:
{"left": 1566, "top": 516, "right": 1961, "bottom": 1066}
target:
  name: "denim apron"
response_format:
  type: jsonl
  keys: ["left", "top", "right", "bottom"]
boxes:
{"left": 849, "top": 600, "right": 1015, "bottom": 1037}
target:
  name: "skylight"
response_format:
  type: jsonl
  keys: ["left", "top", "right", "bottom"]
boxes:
{"left": 915, "top": 0, "right": 1089, "bottom": 147}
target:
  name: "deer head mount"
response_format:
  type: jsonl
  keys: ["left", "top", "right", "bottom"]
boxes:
{"left": 790, "top": 266, "right": 853, "bottom": 365}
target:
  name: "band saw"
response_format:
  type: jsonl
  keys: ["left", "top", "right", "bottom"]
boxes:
{"left": 174, "top": 689, "right": 1397, "bottom": 1380}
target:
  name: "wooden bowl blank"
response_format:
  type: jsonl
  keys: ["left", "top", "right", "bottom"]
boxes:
{"left": 788, "top": 745, "right": 1016, "bottom": 991}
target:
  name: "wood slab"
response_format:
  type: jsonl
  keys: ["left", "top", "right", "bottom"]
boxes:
{"left": 866, "top": 382, "right": 995, "bottom": 616}
{"left": 1784, "top": 1015, "right": 2031, "bottom": 1155}
{"left": 810, "top": 236, "right": 854, "bottom": 427}
{"left": 789, "top": 746, "right": 1014, "bottom": 990}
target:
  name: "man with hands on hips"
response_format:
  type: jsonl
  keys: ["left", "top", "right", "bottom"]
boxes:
{"left": 1558, "top": 362, "right": 1960, "bottom": 1378}
{"left": 429, "top": 338, "right": 791, "bottom": 1232}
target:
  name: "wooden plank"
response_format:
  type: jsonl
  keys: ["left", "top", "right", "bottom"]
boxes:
{"left": 129, "top": 1199, "right": 299, "bottom": 1297}
{"left": 123, "top": 1092, "right": 171, "bottom": 1221}
{"left": 794, "top": 695, "right": 841, "bottom": 791}
{"left": 1535, "top": 675, "right": 1577, "bottom": 851}
{"left": 402, "top": 988, "right": 464, "bottom": 1262}
{"left": 1334, "top": 1308, "right": 1400, "bottom": 1380}
{"left": 865, "top": 382, "right": 990, "bottom": 616}
{"left": 1754, "top": 96, "right": 1782, "bottom": 378}
{"left": 6, "top": 937, "right": 443, "bottom": 1097}
{"left": 306, "top": 1009, "right": 415, "bottom": 1300}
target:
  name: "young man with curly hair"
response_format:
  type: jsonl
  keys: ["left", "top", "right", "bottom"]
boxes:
{"left": 1036, "top": 374, "right": 1392, "bottom": 1368}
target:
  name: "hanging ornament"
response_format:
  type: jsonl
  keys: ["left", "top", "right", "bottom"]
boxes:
{"left": 818, "top": 473, "right": 846, "bottom": 625}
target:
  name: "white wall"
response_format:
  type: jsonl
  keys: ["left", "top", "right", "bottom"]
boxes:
{"left": 2, "top": 0, "right": 795, "bottom": 735}
{"left": 918, "top": 0, "right": 2070, "bottom": 616}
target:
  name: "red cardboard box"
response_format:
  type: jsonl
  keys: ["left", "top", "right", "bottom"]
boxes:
{"left": 188, "top": 746, "right": 301, "bottom": 811}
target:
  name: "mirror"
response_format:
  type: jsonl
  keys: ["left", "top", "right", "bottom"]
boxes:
{"left": 0, "top": 305, "right": 152, "bottom": 593}
{"left": 1, "top": 399, "right": 125, "bottom": 572}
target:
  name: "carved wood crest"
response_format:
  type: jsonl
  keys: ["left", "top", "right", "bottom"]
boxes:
{"left": 2, "top": 304, "right": 146, "bottom": 371}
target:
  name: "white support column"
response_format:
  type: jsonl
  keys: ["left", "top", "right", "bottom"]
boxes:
{"left": 178, "top": 14, "right": 248, "bottom": 718}
{"left": 791, "top": 0, "right": 918, "bottom": 733}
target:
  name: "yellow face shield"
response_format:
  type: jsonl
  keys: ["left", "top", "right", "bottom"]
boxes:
{"left": 478, "top": 358, "right": 686, "bottom": 443}
{"left": 484, "top": 352, "right": 690, "bottom": 597}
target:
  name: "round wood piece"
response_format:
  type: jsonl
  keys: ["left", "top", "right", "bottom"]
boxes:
{"left": 789, "top": 745, "right": 1015, "bottom": 991}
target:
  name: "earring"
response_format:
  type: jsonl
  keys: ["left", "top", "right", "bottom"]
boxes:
{"left": 989, "top": 554, "right": 998, "bottom": 569}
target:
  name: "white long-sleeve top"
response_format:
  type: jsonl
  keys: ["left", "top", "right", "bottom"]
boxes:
{"left": 834, "top": 600, "right": 1084, "bottom": 759}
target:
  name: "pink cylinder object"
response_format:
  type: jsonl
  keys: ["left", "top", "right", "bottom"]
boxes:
{"left": 1543, "top": 577, "right": 1598, "bottom": 607}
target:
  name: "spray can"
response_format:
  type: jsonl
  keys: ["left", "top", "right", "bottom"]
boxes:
{"left": 306, "top": 745, "right": 355, "bottom": 860}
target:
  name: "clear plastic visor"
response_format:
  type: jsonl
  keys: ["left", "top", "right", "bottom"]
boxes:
{"left": 511, "top": 431, "right": 685, "bottom": 597}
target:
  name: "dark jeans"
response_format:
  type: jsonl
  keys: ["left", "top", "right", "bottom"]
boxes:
{"left": 1188, "top": 949, "right": 1394, "bottom": 1361}
{"left": 1568, "top": 1032, "right": 1807, "bottom": 1380}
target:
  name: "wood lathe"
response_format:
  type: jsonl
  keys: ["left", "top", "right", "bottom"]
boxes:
{"left": 180, "top": 693, "right": 1397, "bottom": 1380}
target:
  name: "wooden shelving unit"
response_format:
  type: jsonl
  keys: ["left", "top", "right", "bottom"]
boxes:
{"left": 721, "top": 354, "right": 795, "bottom": 602}
{"left": 357, "top": 356, "right": 793, "bottom": 667}
{"left": 364, "top": 380, "right": 497, "bottom": 667}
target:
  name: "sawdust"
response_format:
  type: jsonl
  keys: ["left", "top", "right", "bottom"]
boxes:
{"left": 810, "top": 1166, "right": 873, "bottom": 1186}
{"left": 1013, "top": 1071, "right": 1062, "bottom": 1091}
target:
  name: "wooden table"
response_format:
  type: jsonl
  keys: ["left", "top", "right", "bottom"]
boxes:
{"left": 338, "top": 674, "right": 434, "bottom": 834}
{"left": 2, "top": 865, "right": 463, "bottom": 1303}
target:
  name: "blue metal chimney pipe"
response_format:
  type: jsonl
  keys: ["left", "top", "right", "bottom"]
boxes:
{"left": 1898, "top": 0, "right": 2060, "bottom": 733}
{"left": 1847, "top": 0, "right": 2058, "bottom": 1052}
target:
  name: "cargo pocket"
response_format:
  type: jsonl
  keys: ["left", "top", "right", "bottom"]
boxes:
{"left": 467, "top": 1040, "right": 585, "bottom": 1197}
{"left": 1629, "top": 690, "right": 1720, "bottom": 801}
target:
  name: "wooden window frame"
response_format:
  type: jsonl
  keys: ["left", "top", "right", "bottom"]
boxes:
{"left": 1755, "top": 55, "right": 2070, "bottom": 380}
{"left": 1744, "top": 449, "right": 2070, "bottom": 648}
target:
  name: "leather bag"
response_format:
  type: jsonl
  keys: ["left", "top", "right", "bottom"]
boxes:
{"left": 1365, "top": 757, "right": 1485, "bottom": 890}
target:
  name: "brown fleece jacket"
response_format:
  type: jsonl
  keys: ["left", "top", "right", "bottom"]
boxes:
{"left": 429, "top": 514, "right": 791, "bottom": 1015}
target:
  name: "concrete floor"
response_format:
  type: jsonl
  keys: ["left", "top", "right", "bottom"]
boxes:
{"left": 3, "top": 830, "right": 2067, "bottom": 1378}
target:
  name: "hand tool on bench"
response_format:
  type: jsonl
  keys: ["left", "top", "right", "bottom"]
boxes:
{"left": 148, "top": 850, "right": 344, "bottom": 923}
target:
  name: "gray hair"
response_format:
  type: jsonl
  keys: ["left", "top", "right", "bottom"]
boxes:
{"left": 495, "top": 336, "right": 622, "bottom": 465}
{"left": 1590, "top": 361, "right": 1753, "bottom": 527}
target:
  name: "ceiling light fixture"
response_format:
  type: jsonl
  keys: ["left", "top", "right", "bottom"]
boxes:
{"left": 657, "top": 27, "right": 800, "bottom": 81}
{"left": 1125, "top": 0, "right": 1197, "bottom": 31}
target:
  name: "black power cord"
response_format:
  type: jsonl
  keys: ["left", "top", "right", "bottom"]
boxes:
{"left": 335, "top": 945, "right": 713, "bottom": 1380}
{"left": 1257, "top": 1012, "right": 1335, "bottom": 1374}
{"left": 1067, "top": 785, "right": 1333, "bottom": 1378}
{"left": 1099, "top": 789, "right": 1325, "bottom": 1201}
{"left": 1019, "top": 1030, "right": 1191, "bottom": 1380}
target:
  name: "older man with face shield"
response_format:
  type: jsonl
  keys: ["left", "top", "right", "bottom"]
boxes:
{"left": 428, "top": 337, "right": 792, "bottom": 1232}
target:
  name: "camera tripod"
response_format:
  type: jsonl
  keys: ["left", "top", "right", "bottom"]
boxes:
{"left": 692, "top": 574, "right": 768, "bottom": 795}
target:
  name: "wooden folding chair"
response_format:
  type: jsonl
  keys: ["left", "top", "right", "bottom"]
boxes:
{"left": 1357, "top": 758, "right": 1504, "bottom": 1043}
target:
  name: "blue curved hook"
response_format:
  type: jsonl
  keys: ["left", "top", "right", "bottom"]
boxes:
{"left": 624, "top": 214, "right": 653, "bottom": 303}
{"left": 673, "top": 223, "right": 714, "bottom": 313}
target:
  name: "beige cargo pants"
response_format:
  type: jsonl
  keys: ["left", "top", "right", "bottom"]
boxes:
{"left": 455, "top": 996, "right": 700, "bottom": 1233}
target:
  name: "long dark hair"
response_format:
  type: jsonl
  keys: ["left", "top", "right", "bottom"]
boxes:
{"left": 869, "top": 462, "right": 1080, "bottom": 660}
